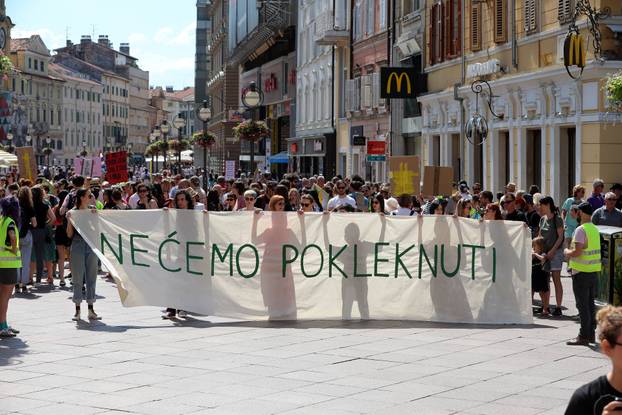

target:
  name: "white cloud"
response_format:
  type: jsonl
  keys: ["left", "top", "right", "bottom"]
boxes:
{"left": 12, "top": 27, "right": 66, "bottom": 50}
{"left": 152, "top": 22, "right": 195, "bottom": 46}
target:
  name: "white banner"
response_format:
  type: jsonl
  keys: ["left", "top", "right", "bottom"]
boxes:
{"left": 70, "top": 211, "right": 532, "bottom": 324}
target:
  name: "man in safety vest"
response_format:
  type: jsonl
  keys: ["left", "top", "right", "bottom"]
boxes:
{"left": 564, "top": 202, "right": 601, "bottom": 346}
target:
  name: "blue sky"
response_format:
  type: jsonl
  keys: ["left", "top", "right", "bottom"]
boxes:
{"left": 9, "top": 0, "right": 196, "bottom": 89}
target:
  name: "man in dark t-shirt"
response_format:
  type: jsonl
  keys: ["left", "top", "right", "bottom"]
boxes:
{"left": 502, "top": 194, "right": 527, "bottom": 222}
{"left": 566, "top": 375, "right": 622, "bottom": 414}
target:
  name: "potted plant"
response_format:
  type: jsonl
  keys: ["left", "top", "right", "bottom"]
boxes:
{"left": 191, "top": 131, "right": 216, "bottom": 147}
{"left": 605, "top": 70, "right": 622, "bottom": 112}
{"left": 0, "top": 51, "right": 13, "bottom": 80}
{"left": 233, "top": 119, "right": 270, "bottom": 142}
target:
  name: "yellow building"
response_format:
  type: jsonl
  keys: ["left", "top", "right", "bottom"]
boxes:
{"left": 418, "top": 0, "right": 622, "bottom": 201}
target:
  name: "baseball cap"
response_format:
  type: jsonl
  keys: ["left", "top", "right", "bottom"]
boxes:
{"left": 577, "top": 201, "right": 593, "bottom": 216}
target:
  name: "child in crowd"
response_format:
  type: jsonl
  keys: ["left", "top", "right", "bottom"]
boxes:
{"left": 532, "top": 236, "right": 551, "bottom": 316}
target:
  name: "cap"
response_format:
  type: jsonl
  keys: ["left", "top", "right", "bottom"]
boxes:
{"left": 577, "top": 201, "right": 593, "bottom": 216}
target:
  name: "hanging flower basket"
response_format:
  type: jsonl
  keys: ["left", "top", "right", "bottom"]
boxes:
{"left": 168, "top": 139, "right": 189, "bottom": 152}
{"left": 145, "top": 143, "right": 158, "bottom": 156}
{"left": 233, "top": 120, "right": 270, "bottom": 142}
{"left": 605, "top": 70, "right": 622, "bottom": 112}
{"left": 156, "top": 140, "right": 169, "bottom": 151}
{"left": 191, "top": 131, "right": 216, "bottom": 147}
{"left": 0, "top": 51, "right": 13, "bottom": 80}
{"left": 43, "top": 147, "right": 54, "bottom": 156}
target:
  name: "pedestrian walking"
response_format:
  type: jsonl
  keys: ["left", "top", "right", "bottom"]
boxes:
{"left": 538, "top": 196, "right": 565, "bottom": 316}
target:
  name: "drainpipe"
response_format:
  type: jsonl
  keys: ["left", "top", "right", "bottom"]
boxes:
{"left": 453, "top": 0, "right": 466, "bottom": 179}
{"left": 511, "top": 0, "right": 518, "bottom": 69}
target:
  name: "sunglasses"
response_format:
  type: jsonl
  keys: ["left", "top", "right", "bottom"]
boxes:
{"left": 337, "top": 187, "right": 346, "bottom": 190}
{"left": 139, "top": 189, "right": 148, "bottom": 193}
{"left": 301, "top": 203, "right": 311, "bottom": 207}
{"left": 227, "top": 198, "right": 236, "bottom": 202}
{"left": 245, "top": 197, "right": 255, "bottom": 201}
{"left": 607, "top": 198, "right": 618, "bottom": 201}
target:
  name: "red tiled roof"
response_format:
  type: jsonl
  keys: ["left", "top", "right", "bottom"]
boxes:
{"left": 10, "top": 37, "right": 31, "bottom": 52}
{"left": 164, "top": 87, "right": 194, "bottom": 100}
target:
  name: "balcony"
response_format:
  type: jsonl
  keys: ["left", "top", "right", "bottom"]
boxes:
{"left": 315, "top": 8, "right": 349, "bottom": 46}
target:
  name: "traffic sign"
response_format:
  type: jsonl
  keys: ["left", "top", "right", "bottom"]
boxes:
{"left": 367, "top": 155, "right": 386, "bottom": 162}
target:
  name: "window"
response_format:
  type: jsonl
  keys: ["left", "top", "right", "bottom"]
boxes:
{"left": 379, "top": 0, "right": 387, "bottom": 30}
{"left": 558, "top": 0, "right": 574, "bottom": 25}
{"left": 445, "top": 0, "right": 461, "bottom": 56}
{"left": 430, "top": 2, "right": 442, "bottom": 64}
{"left": 524, "top": 0, "right": 538, "bottom": 33}
{"left": 50, "top": 110, "right": 54, "bottom": 125}
{"left": 58, "top": 110, "right": 61, "bottom": 125}
{"left": 471, "top": 2, "right": 482, "bottom": 51}
{"left": 34, "top": 59, "right": 38, "bottom": 70}
{"left": 28, "top": 58, "right": 31, "bottom": 69}
{"left": 494, "top": 0, "right": 507, "bottom": 43}
{"left": 366, "top": 0, "right": 375, "bottom": 35}
{"left": 354, "top": 0, "right": 363, "bottom": 40}
{"left": 41, "top": 62, "right": 45, "bottom": 72}
{"left": 430, "top": 0, "right": 461, "bottom": 64}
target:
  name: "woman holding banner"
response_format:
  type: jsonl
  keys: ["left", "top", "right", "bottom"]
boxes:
{"left": 0, "top": 196, "right": 22, "bottom": 337}
{"left": 66, "top": 188, "right": 101, "bottom": 321}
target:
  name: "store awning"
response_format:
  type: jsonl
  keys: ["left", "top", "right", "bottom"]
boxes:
{"left": 269, "top": 151, "right": 289, "bottom": 164}
{"left": 0, "top": 150, "right": 18, "bottom": 167}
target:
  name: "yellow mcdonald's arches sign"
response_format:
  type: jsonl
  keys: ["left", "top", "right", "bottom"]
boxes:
{"left": 380, "top": 67, "right": 418, "bottom": 99}
{"left": 386, "top": 72, "right": 411, "bottom": 95}
{"left": 564, "top": 32, "right": 586, "bottom": 79}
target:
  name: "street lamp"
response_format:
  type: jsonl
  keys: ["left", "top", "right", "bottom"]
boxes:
{"left": 241, "top": 81, "right": 264, "bottom": 176}
{"left": 465, "top": 80, "right": 504, "bottom": 146}
{"left": 127, "top": 142, "right": 133, "bottom": 169}
{"left": 197, "top": 100, "right": 212, "bottom": 193}
{"left": 5, "top": 130, "right": 14, "bottom": 154}
{"left": 160, "top": 120, "right": 170, "bottom": 171}
{"left": 80, "top": 140, "right": 88, "bottom": 157}
{"left": 172, "top": 114, "right": 186, "bottom": 174}
{"left": 151, "top": 126, "right": 161, "bottom": 172}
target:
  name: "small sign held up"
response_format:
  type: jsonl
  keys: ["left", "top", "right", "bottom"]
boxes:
{"left": 389, "top": 156, "right": 420, "bottom": 196}
{"left": 105, "top": 151, "right": 128, "bottom": 184}
{"left": 16, "top": 147, "right": 37, "bottom": 181}
{"left": 423, "top": 166, "right": 454, "bottom": 196}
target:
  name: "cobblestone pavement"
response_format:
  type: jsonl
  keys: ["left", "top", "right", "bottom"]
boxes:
{"left": 0, "top": 275, "right": 608, "bottom": 415}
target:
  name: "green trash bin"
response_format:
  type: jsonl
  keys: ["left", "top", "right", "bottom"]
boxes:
{"left": 595, "top": 226, "right": 622, "bottom": 305}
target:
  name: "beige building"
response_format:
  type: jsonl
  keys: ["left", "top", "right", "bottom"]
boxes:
{"left": 128, "top": 64, "right": 151, "bottom": 153}
{"left": 418, "top": 0, "right": 622, "bottom": 201}
{"left": 49, "top": 63, "right": 103, "bottom": 165}
{"left": 102, "top": 72, "right": 130, "bottom": 151}
{"left": 9, "top": 35, "right": 64, "bottom": 165}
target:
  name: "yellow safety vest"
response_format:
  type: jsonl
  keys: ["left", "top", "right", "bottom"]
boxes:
{"left": 0, "top": 216, "right": 21, "bottom": 269}
{"left": 569, "top": 222, "right": 601, "bottom": 273}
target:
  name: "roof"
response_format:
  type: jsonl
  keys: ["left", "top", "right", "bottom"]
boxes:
{"left": 52, "top": 53, "right": 128, "bottom": 81}
{"left": 9, "top": 38, "right": 30, "bottom": 52}
{"left": 48, "top": 62, "right": 102, "bottom": 87}
{"left": 164, "top": 87, "right": 194, "bottom": 101}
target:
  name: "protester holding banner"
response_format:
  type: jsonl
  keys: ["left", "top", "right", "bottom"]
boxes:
{"left": 0, "top": 196, "right": 22, "bottom": 337}
{"left": 66, "top": 188, "right": 101, "bottom": 321}
{"left": 135, "top": 184, "right": 158, "bottom": 210}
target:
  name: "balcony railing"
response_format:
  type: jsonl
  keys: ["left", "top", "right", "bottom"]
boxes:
{"left": 314, "top": 5, "right": 349, "bottom": 46}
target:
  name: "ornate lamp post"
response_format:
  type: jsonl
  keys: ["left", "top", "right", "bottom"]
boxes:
{"left": 43, "top": 136, "right": 53, "bottom": 171}
{"left": 465, "top": 80, "right": 504, "bottom": 146}
{"left": 160, "top": 120, "right": 170, "bottom": 171}
{"left": 150, "top": 126, "right": 161, "bottom": 172}
{"left": 172, "top": 114, "right": 186, "bottom": 174}
{"left": 197, "top": 100, "right": 212, "bottom": 193}
{"left": 241, "top": 81, "right": 264, "bottom": 176}
{"left": 5, "top": 130, "right": 14, "bottom": 153}
{"left": 80, "top": 140, "right": 88, "bottom": 157}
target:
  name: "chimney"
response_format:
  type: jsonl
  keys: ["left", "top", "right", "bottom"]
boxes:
{"left": 80, "top": 35, "right": 91, "bottom": 45}
{"left": 166, "top": 86, "right": 174, "bottom": 93}
{"left": 98, "top": 35, "right": 110, "bottom": 47}
{"left": 119, "top": 42, "right": 130, "bottom": 55}
{"left": 66, "top": 39, "right": 73, "bottom": 47}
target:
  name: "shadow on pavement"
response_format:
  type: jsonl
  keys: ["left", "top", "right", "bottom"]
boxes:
{"left": 0, "top": 337, "right": 29, "bottom": 366}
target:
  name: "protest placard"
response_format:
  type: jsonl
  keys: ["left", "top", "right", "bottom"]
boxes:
{"left": 423, "top": 166, "right": 454, "bottom": 196}
{"left": 74, "top": 157, "right": 102, "bottom": 178}
{"left": 388, "top": 156, "right": 420, "bottom": 196}
{"left": 15, "top": 146, "right": 36, "bottom": 181}
{"left": 105, "top": 151, "right": 128, "bottom": 184}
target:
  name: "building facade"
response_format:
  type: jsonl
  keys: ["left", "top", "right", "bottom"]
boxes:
{"left": 49, "top": 62, "right": 103, "bottom": 165}
{"left": 419, "top": 0, "right": 622, "bottom": 202}
{"left": 204, "top": 0, "right": 240, "bottom": 175}
{"left": 346, "top": 0, "right": 391, "bottom": 181}
{"left": 228, "top": 0, "right": 297, "bottom": 176}
{"left": 293, "top": 0, "right": 336, "bottom": 177}
{"left": 9, "top": 35, "right": 64, "bottom": 165}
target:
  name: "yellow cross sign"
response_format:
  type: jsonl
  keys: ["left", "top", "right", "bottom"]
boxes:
{"left": 389, "top": 156, "right": 420, "bottom": 196}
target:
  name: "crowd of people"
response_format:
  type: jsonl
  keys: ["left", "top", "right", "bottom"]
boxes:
{"left": 0, "top": 167, "right": 620, "bottom": 339}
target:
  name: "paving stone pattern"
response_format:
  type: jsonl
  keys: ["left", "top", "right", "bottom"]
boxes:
{"left": 0, "top": 276, "right": 609, "bottom": 414}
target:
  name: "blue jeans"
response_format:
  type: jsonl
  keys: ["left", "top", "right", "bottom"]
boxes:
{"left": 19, "top": 231, "right": 33, "bottom": 285}
{"left": 70, "top": 237, "right": 98, "bottom": 305}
